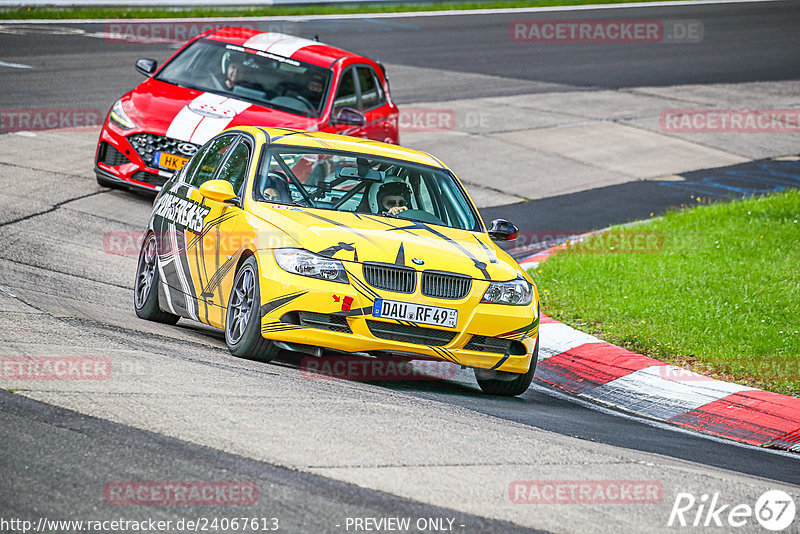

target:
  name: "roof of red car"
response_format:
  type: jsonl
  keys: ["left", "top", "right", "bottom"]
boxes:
{"left": 205, "top": 27, "right": 358, "bottom": 68}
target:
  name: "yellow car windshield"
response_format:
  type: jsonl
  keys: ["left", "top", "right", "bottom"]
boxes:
{"left": 255, "top": 149, "right": 481, "bottom": 232}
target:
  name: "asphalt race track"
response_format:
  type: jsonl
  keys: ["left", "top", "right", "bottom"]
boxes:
{"left": 2, "top": 1, "right": 800, "bottom": 107}
{"left": 1, "top": 2, "right": 799, "bottom": 532}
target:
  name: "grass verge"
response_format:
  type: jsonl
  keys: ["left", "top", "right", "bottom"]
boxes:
{"left": 535, "top": 190, "right": 800, "bottom": 397}
{"left": 2, "top": 0, "right": 687, "bottom": 20}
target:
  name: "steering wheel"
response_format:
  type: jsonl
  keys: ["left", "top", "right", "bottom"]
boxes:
{"left": 209, "top": 68, "right": 227, "bottom": 92}
{"left": 276, "top": 81, "right": 303, "bottom": 96}
{"left": 393, "top": 209, "right": 444, "bottom": 226}
{"left": 294, "top": 94, "right": 315, "bottom": 112}
{"left": 275, "top": 82, "right": 315, "bottom": 111}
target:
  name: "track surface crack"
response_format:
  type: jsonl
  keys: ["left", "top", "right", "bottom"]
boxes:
{"left": 0, "top": 188, "right": 109, "bottom": 228}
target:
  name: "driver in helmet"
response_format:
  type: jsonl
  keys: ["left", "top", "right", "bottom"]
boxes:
{"left": 224, "top": 58, "right": 264, "bottom": 93}
{"left": 292, "top": 74, "right": 325, "bottom": 110}
{"left": 224, "top": 60, "right": 246, "bottom": 90}
{"left": 376, "top": 181, "right": 412, "bottom": 216}
{"left": 262, "top": 174, "right": 291, "bottom": 202}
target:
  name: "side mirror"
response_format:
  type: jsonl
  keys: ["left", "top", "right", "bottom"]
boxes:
{"left": 331, "top": 107, "right": 367, "bottom": 127}
{"left": 135, "top": 58, "right": 158, "bottom": 77}
{"left": 199, "top": 180, "right": 237, "bottom": 204}
{"left": 487, "top": 219, "right": 519, "bottom": 241}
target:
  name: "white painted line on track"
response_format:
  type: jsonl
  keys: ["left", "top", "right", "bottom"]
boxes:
{"left": 0, "top": 60, "right": 32, "bottom": 69}
{"left": 587, "top": 366, "right": 755, "bottom": 420}
{"left": 538, "top": 322, "right": 602, "bottom": 361}
{"left": 0, "top": 0, "right": 787, "bottom": 24}
{"left": 530, "top": 380, "right": 800, "bottom": 459}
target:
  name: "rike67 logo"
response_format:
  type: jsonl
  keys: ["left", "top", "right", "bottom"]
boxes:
{"left": 668, "top": 490, "right": 796, "bottom": 531}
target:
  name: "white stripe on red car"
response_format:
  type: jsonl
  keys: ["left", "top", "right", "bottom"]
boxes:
{"left": 242, "top": 32, "right": 320, "bottom": 58}
{"left": 166, "top": 93, "right": 251, "bottom": 145}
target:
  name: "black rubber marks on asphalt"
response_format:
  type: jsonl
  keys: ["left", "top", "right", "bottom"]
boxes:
{"left": 480, "top": 157, "right": 800, "bottom": 243}
{"left": 0, "top": 391, "right": 544, "bottom": 534}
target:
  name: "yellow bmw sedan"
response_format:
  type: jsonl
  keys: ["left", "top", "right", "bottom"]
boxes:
{"left": 134, "top": 126, "right": 539, "bottom": 396}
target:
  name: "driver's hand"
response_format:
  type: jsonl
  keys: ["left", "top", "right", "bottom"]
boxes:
{"left": 387, "top": 206, "right": 408, "bottom": 216}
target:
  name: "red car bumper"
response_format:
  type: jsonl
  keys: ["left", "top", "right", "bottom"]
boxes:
{"left": 94, "top": 119, "right": 199, "bottom": 193}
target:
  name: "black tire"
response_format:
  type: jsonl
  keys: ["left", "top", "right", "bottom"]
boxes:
{"left": 475, "top": 337, "right": 539, "bottom": 397}
{"left": 134, "top": 232, "right": 180, "bottom": 324}
{"left": 225, "top": 256, "right": 280, "bottom": 362}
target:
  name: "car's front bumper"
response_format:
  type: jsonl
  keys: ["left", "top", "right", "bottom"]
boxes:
{"left": 94, "top": 120, "right": 180, "bottom": 193}
{"left": 255, "top": 251, "right": 539, "bottom": 374}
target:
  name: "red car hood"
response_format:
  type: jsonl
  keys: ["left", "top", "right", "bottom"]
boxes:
{"left": 124, "top": 78, "right": 319, "bottom": 144}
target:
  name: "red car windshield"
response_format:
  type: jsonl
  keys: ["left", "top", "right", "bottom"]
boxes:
{"left": 155, "top": 38, "right": 332, "bottom": 118}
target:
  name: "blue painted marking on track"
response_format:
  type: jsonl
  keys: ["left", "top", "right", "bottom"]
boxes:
{"left": 657, "top": 159, "right": 800, "bottom": 197}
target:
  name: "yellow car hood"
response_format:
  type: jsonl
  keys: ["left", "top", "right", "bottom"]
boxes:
{"left": 250, "top": 204, "right": 521, "bottom": 281}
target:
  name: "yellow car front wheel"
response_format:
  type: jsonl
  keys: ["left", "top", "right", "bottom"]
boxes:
{"left": 225, "top": 256, "right": 280, "bottom": 362}
{"left": 475, "top": 337, "right": 538, "bottom": 396}
{"left": 134, "top": 232, "right": 179, "bottom": 325}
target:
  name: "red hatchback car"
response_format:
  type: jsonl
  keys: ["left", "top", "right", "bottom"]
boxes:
{"left": 95, "top": 27, "right": 399, "bottom": 192}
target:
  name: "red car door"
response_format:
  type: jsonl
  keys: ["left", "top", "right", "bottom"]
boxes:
{"left": 328, "top": 64, "right": 398, "bottom": 144}
{"left": 355, "top": 65, "right": 397, "bottom": 144}
{"left": 329, "top": 67, "right": 366, "bottom": 138}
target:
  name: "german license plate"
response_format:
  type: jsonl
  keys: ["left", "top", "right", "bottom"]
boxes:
{"left": 372, "top": 298, "right": 458, "bottom": 329}
{"left": 154, "top": 151, "right": 189, "bottom": 171}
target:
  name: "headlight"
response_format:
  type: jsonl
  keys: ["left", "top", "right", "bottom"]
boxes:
{"left": 481, "top": 277, "right": 533, "bottom": 306}
{"left": 109, "top": 99, "right": 136, "bottom": 130}
{"left": 273, "top": 249, "right": 349, "bottom": 284}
